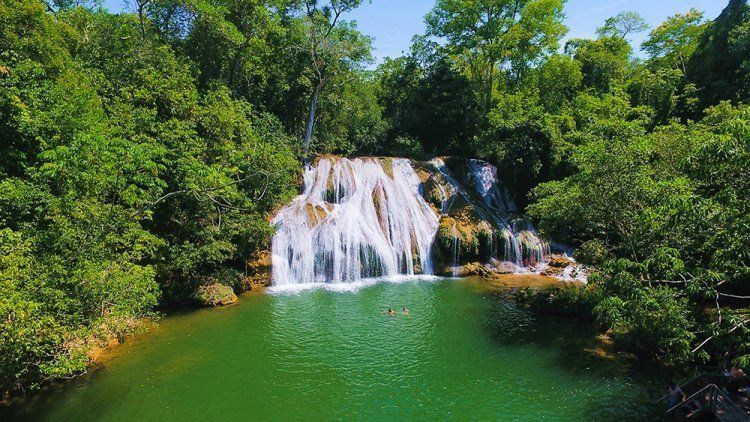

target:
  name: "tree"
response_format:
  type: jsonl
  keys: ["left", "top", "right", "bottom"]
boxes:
{"left": 0, "top": 0, "right": 300, "bottom": 390}
{"left": 642, "top": 9, "right": 707, "bottom": 76}
{"left": 565, "top": 36, "right": 631, "bottom": 93}
{"left": 729, "top": 20, "right": 750, "bottom": 99}
{"left": 43, "top": 0, "right": 98, "bottom": 12}
{"left": 537, "top": 54, "right": 582, "bottom": 111}
{"left": 596, "top": 11, "right": 649, "bottom": 41}
{"left": 375, "top": 54, "right": 481, "bottom": 156}
{"left": 687, "top": 0, "right": 750, "bottom": 107}
{"left": 425, "top": 0, "right": 566, "bottom": 110}
{"left": 299, "top": 0, "right": 372, "bottom": 154}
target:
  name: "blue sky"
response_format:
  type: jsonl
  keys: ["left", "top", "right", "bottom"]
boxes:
{"left": 104, "top": 0, "right": 727, "bottom": 64}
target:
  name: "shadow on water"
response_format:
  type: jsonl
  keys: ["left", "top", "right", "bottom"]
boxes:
{"left": 0, "top": 302, "right": 242, "bottom": 419}
{"left": 480, "top": 291, "right": 672, "bottom": 420}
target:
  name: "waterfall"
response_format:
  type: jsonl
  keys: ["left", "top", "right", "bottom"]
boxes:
{"left": 467, "top": 159, "right": 549, "bottom": 268}
{"left": 469, "top": 159, "right": 516, "bottom": 212}
{"left": 450, "top": 224, "right": 460, "bottom": 277}
{"left": 430, "top": 157, "right": 549, "bottom": 269}
{"left": 271, "top": 156, "right": 552, "bottom": 286}
{"left": 271, "top": 157, "right": 439, "bottom": 286}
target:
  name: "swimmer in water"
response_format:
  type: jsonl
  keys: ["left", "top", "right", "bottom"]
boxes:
{"left": 387, "top": 307, "right": 395, "bottom": 316}
{"left": 402, "top": 306, "right": 409, "bottom": 315}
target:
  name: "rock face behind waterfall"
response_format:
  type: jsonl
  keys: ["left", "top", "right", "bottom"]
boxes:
{"left": 271, "top": 156, "right": 558, "bottom": 286}
{"left": 425, "top": 157, "right": 550, "bottom": 275}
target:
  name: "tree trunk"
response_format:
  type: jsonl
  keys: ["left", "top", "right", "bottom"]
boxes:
{"left": 137, "top": 0, "right": 151, "bottom": 42}
{"left": 303, "top": 81, "right": 323, "bottom": 155}
{"left": 486, "top": 61, "right": 495, "bottom": 112}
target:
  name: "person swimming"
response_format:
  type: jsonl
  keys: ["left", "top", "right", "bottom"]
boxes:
{"left": 387, "top": 307, "right": 395, "bottom": 316}
{"left": 402, "top": 306, "right": 409, "bottom": 314}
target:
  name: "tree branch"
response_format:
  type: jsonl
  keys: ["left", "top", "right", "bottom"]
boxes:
{"left": 692, "top": 318, "right": 750, "bottom": 354}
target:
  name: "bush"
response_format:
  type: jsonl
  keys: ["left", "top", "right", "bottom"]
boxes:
{"left": 515, "top": 284, "right": 602, "bottom": 320}
{"left": 574, "top": 239, "right": 612, "bottom": 266}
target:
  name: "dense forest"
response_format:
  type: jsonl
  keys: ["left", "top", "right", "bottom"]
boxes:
{"left": 1, "top": 0, "right": 749, "bottom": 393}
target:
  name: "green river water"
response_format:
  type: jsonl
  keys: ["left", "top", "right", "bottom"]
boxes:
{"left": 4, "top": 278, "right": 669, "bottom": 420}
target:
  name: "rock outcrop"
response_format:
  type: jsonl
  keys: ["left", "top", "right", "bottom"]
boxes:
{"left": 245, "top": 250, "right": 273, "bottom": 288}
{"left": 194, "top": 283, "right": 238, "bottom": 307}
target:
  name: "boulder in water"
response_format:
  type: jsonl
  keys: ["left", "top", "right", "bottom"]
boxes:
{"left": 195, "top": 284, "right": 238, "bottom": 307}
{"left": 548, "top": 254, "right": 574, "bottom": 268}
{"left": 487, "top": 258, "right": 517, "bottom": 274}
{"left": 540, "top": 254, "right": 587, "bottom": 281}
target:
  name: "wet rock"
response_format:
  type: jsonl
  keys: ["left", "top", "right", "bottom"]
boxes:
{"left": 540, "top": 254, "right": 587, "bottom": 282}
{"left": 434, "top": 209, "right": 496, "bottom": 269}
{"left": 246, "top": 250, "right": 272, "bottom": 288}
{"left": 547, "top": 254, "right": 574, "bottom": 268}
{"left": 541, "top": 266, "right": 565, "bottom": 277}
{"left": 487, "top": 259, "right": 517, "bottom": 274}
{"left": 440, "top": 262, "right": 492, "bottom": 277}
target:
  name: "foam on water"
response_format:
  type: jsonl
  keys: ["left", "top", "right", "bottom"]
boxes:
{"left": 267, "top": 274, "right": 443, "bottom": 295}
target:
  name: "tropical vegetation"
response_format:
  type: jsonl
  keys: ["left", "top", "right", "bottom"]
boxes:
{"left": 1, "top": 0, "right": 749, "bottom": 392}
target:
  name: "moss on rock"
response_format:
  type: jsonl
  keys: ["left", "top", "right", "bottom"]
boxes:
{"left": 434, "top": 206, "right": 498, "bottom": 269}
{"left": 194, "top": 284, "right": 238, "bottom": 307}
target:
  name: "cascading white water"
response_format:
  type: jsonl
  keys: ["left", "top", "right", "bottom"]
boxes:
{"left": 467, "top": 159, "right": 549, "bottom": 267}
{"left": 271, "top": 157, "right": 439, "bottom": 286}
{"left": 271, "top": 156, "right": 554, "bottom": 287}
{"left": 429, "top": 158, "right": 549, "bottom": 268}
{"left": 469, "top": 159, "right": 516, "bottom": 212}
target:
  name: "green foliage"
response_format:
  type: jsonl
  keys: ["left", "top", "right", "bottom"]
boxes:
{"left": 0, "top": 0, "right": 300, "bottom": 390}
{"left": 565, "top": 36, "right": 631, "bottom": 93}
{"left": 478, "top": 114, "right": 551, "bottom": 208}
{"left": 375, "top": 55, "right": 481, "bottom": 155}
{"left": 516, "top": 284, "right": 602, "bottom": 320}
{"left": 426, "top": 0, "right": 566, "bottom": 106}
{"left": 592, "top": 263, "right": 697, "bottom": 363}
{"left": 687, "top": 0, "right": 750, "bottom": 108}
{"left": 642, "top": 9, "right": 707, "bottom": 75}
{"left": 573, "top": 239, "right": 612, "bottom": 267}
{"left": 3, "top": 0, "right": 750, "bottom": 391}
{"left": 730, "top": 20, "right": 750, "bottom": 98}
{"left": 537, "top": 55, "right": 582, "bottom": 112}
{"left": 596, "top": 11, "right": 649, "bottom": 41}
